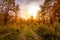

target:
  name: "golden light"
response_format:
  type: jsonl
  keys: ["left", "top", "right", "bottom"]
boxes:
{"left": 19, "top": 4, "right": 40, "bottom": 20}
{"left": 28, "top": 4, "right": 40, "bottom": 19}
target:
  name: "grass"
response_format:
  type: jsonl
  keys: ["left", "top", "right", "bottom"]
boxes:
{"left": 0, "top": 22, "right": 60, "bottom": 40}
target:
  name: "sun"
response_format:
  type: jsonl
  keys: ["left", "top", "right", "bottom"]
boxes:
{"left": 28, "top": 4, "right": 40, "bottom": 19}
{"left": 19, "top": 4, "right": 40, "bottom": 20}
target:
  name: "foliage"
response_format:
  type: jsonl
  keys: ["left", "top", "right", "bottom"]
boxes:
{"left": 0, "top": 0, "right": 60, "bottom": 40}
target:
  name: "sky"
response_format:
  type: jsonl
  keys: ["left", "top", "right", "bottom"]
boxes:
{"left": 15, "top": 0, "right": 44, "bottom": 19}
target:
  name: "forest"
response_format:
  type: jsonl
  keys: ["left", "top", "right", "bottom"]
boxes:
{"left": 0, "top": 0, "right": 60, "bottom": 40}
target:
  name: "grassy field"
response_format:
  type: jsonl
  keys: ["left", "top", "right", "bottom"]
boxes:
{"left": 0, "top": 21, "right": 60, "bottom": 40}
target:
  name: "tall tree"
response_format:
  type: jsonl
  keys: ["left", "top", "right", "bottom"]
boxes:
{"left": 51, "top": 0, "right": 60, "bottom": 23}
{"left": 0, "top": 0, "right": 19, "bottom": 25}
{"left": 39, "top": 0, "right": 57, "bottom": 24}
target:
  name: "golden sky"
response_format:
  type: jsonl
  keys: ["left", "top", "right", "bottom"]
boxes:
{"left": 15, "top": 0, "right": 44, "bottom": 19}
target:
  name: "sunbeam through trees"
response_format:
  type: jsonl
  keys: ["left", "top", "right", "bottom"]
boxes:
{"left": 0, "top": 0, "right": 60, "bottom": 40}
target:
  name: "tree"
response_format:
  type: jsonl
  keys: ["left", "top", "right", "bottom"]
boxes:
{"left": 39, "top": 0, "right": 57, "bottom": 24}
{"left": 0, "top": 0, "right": 19, "bottom": 25}
{"left": 51, "top": 0, "right": 60, "bottom": 23}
